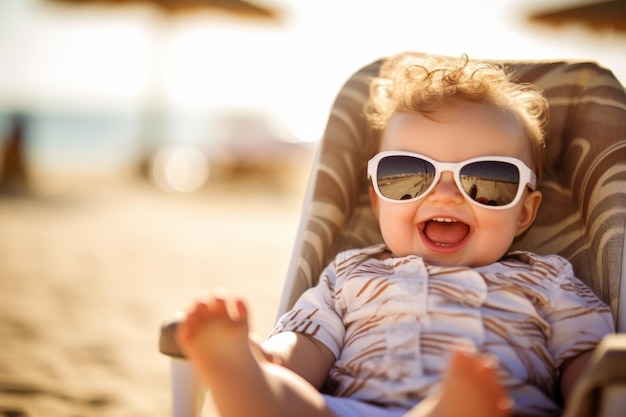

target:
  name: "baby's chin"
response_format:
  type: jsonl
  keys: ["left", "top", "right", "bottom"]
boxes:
{"left": 403, "top": 250, "right": 501, "bottom": 268}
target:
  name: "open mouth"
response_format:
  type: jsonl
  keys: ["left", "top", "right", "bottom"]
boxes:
{"left": 423, "top": 217, "right": 470, "bottom": 247}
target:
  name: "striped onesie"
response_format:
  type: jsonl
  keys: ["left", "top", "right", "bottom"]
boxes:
{"left": 270, "top": 244, "right": 614, "bottom": 416}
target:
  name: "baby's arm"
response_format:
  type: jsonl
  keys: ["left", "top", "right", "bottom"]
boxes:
{"left": 262, "top": 331, "right": 336, "bottom": 390}
{"left": 560, "top": 350, "right": 594, "bottom": 405}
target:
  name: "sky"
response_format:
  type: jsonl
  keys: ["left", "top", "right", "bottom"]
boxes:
{"left": 0, "top": 0, "right": 624, "bottom": 146}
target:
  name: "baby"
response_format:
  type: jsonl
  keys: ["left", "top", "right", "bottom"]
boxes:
{"left": 177, "top": 53, "right": 614, "bottom": 417}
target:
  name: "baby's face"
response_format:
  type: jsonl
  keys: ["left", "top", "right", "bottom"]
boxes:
{"left": 369, "top": 100, "right": 542, "bottom": 267}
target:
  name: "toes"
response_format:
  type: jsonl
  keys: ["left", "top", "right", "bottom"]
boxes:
{"left": 177, "top": 292, "right": 250, "bottom": 349}
{"left": 449, "top": 350, "right": 498, "bottom": 379}
{"left": 233, "top": 298, "right": 248, "bottom": 322}
{"left": 187, "top": 301, "right": 210, "bottom": 328}
{"left": 448, "top": 350, "right": 474, "bottom": 376}
{"left": 208, "top": 295, "right": 228, "bottom": 315}
{"left": 205, "top": 293, "right": 249, "bottom": 324}
{"left": 457, "top": 352, "right": 512, "bottom": 414}
{"left": 177, "top": 301, "right": 208, "bottom": 341}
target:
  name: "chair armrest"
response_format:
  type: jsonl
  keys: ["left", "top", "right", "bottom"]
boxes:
{"left": 159, "top": 317, "right": 186, "bottom": 359}
{"left": 563, "top": 334, "right": 626, "bottom": 417}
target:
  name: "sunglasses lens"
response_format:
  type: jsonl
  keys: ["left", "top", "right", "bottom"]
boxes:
{"left": 377, "top": 155, "right": 436, "bottom": 201}
{"left": 459, "top": 161, "right": 520, "bottom": 207}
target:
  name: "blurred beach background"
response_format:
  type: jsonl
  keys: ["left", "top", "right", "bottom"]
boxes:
{"left": 0, "top": 0, "right": 624, "bottom": 416}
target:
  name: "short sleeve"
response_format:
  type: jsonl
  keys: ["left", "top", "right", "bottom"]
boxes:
{"left": 546, "top": 260, "right": 615, "bottom": 367}
{"left": 268, "top": 262, "right": 345, "bottom": 358}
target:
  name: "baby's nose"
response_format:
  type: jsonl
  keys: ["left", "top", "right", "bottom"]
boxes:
{"left": 427, "top": 172, "right": 465, "bottom": 204}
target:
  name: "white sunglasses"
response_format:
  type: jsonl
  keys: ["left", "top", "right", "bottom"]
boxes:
{"left": 367, "top": 151, "right": 537, "bottom": 210}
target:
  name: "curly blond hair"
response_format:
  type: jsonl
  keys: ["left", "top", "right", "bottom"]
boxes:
{"left": 364, "top": 52, "right": 548, "bottom": 182}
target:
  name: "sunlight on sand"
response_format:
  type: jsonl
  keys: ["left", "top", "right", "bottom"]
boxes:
{"left": 0, "top": 170, "right": 310, "bottom": 416}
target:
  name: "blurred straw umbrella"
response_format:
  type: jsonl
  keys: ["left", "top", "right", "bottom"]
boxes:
{"left": 46, "top": 0, "right": 280, "bottom": 20}
{"left": 44, "top": 0, "right": 282, "bottom": 99}
{"left": 528, "top": 0, "right": 626, "bottom": 33}
{"left": 40, "top": 0, "right": 283, "bottom": 185}
{"left": 42, "top": 0, "right": 283, "bottom": 111}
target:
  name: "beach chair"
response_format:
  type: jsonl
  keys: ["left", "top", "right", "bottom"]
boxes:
{"left": 159, "top": 53, "right": 626, "bottom": 417}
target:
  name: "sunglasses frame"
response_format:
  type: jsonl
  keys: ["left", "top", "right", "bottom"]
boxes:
{"left": 367, "top": 151, "right": 537, "bottom": 210}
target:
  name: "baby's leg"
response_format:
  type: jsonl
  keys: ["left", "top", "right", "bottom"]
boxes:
{"left": 406, "top": 350, "right": 512, "bottom": 417}
{"left": 176, "top": 294, "right": 335, "bottom": 417}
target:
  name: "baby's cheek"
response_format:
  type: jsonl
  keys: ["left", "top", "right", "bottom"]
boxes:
{"left": 380, "top": 205, "right": 419, "bottom": 236}
{"left": 476, "top": 216, "right": 518, "bottom": 257}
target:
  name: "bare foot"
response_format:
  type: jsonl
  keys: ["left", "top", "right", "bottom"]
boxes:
{"left": 435, "top": 351, "right": 511, "bottom": 417}
{"left": 407, "top": 350, "right": 512, "bottom": 417}
{"left": 176, "top": 294, "right": 253, "bottom": 385}
{"left": 176, "top": 294, "right": 333, "bottom": 417}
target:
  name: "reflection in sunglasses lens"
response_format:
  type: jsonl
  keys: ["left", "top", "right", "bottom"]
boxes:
{"left": 377, "top": 156, "right": 435, "bottom": 201}
{"left": 460, "top": 161, "right": 519, "bottom": 206}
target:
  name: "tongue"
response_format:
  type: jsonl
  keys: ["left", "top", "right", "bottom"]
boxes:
{"left": 424, "top": 221, "right": 469, "bottom": 245}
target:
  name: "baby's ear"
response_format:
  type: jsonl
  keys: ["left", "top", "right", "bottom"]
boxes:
{"left": 516, "top": 190, "right": 542, "bottom": 236}
{"left": 369, "top": 186, "right": 380, "bottom": 219}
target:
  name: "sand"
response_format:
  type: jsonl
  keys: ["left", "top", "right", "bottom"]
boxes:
{"left": 0, "top": 168, "right": 309, "bottom": 417}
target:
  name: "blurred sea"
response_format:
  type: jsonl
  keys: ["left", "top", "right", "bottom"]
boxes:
{"left": 0, "top": 107, "right": 316, "bottom": 198}
{"left": 1, "top": 111, "right": 155, "bottom": 175}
